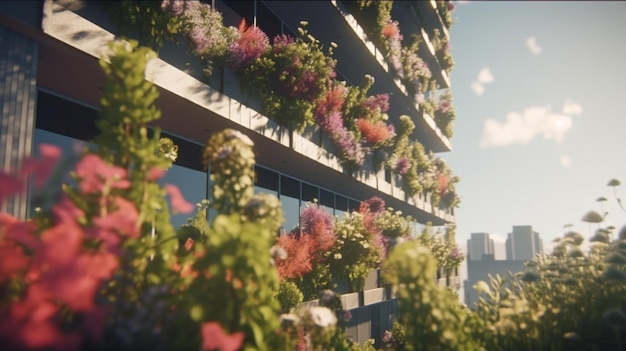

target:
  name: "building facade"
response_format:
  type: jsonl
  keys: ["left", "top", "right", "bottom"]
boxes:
{"left": 467, "top": 232, "right": 495, "bottom": 261}
{"left": 465, "top": 226, "right": 543, "bottom": 307}
{"left": 1, "top": 0, "right": 458, "bottom": 346}
{"left": 506, "top": 225, "right": 543, "bottom": 261}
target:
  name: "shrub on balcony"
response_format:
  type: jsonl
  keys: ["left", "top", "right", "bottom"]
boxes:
{"left": 241, "top": 22, "right": 337, "bottom": 131}
{"left": 431, "top": 28, "right": 455, "bottom": 74}
{"left": 436, "top": 0, "right": 456, "bottom": 29}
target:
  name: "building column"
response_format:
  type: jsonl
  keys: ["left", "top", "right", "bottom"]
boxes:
{"left": 0, "top": 26, "right": 38, "bottom": 219}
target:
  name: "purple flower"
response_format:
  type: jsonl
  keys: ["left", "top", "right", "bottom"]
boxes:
{"left": 300, "top": 205, "right": 333, "bottom": 235}
{"left": 383, "top": 330, "right": 394, "bottom": 344}
{"left": 364, "top": 197, "right": 386, "bottom": 214}
{"left": 361, "top": 94, "right": 390, "bottom": 114}
{"left": 189, "top": 27, "right": 209, "bottom": 54}
{"left": 438, "top": 99, "right": 451, "bottom": 113}
{"left": 229, "top": 22, "right": 269, "bottom": 69}
{"left": 272, "top": 34, "right": 295, "bottom": 53}
{"left": 449, "top": 247, "right": 461, "bottom": 259}
{"left": 394, "top": 157, "right": 410, "bottom": 175}
{"left": 161, "top": 0, "right": 186, "bottom": 15}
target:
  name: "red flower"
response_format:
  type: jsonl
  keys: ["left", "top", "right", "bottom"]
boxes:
{"left": 201, "top": 322, "right": 245, "bottom": 351}
{"left": 165, "top": 184, "right": 194, "bottom": 214}
{"left": 357, "top": 119, "right": 391, "bottom": 144}
{"left": 382, "top": 21, "right": 400, "bottom": 39}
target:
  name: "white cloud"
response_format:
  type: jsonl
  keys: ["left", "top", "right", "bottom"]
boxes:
{"left": 526, "top": 36, "right": 542, "bottom": 54}
{"left": 480, "top": 105, "right": 573, "bottom": 148}
{"left": 560, "top": 155, "right": 573, "bottom": 167}
{"left": 562, "top": 99, "right": 583, "bottom": 115}
{"left": 471, "top": 67, "right": 494, "bottom": 96}
{"left": 471, "top": 82, "right": 485, "bottom": 96}
{"left": 477, "top": 68, "right": 494, "bottom": 84}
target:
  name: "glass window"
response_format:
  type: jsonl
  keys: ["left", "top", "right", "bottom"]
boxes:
{"left": 348, "top": 199, "right": 360, "bottom": 213}
{"left": 335, "top": 194, "right": 348, "bottom": 219}
{"left": 255, "top": 165, "right": 279, "bottom": 192}
{"left": 159, "top": 164, "right": 208, "bottom": 229}
{"left": 301, "top": 182, "right": 319, "bottom": 204}
{"left": 319, "top": 189, "right": 334, "bottom": 215}
{"left": 280, "top": 175, "right": 300, "bottom": 233}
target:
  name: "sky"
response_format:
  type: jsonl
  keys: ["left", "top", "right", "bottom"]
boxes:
{"left": 443, "top": 1, "right": 626, "bottom": 255}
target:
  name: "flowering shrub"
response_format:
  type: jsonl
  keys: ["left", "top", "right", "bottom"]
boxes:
{"left": 430, "top": 28, "right": 454, "bottom": 74}
{"left": 228, "top": 19, "right": 270, "bottom": 70}
{"left": 241, "top": 22, "right": 337, "bottom": 130}
{"left": 328, "top": 212, "right": 382, "bottom": 291}
{"left": 436, "top": 0, "right": 456, "bottom": 29}
{"left": 432, "top": 89, "right": 456, "bottom": 138}
{"left": 315, "top": 84, "right": 365, "bottom": 167}
{"left": 162, "top": 0, "right": 237, "bottom": 75}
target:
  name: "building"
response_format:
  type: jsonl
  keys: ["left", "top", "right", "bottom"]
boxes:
{"left": 463, "top": 255, "right": 527, "bottom": 307}
{"left": 1, "top": 0, "right": 458, "bottom": 346}
{"left": 506, "top": 225, "right": 543, "bottom": 261}
{"left": 464, "top": 226, "right": 543, "bottom": 307}
{"left": 467, "top": 232, "right": 495, "bottom": 260}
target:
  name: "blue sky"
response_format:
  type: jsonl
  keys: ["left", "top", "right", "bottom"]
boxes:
{"left": 444, "top": 1, "right": 626, "bottom": 253}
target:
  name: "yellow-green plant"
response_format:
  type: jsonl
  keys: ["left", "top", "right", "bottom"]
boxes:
{"left": 383, "top": 240, "right": 484, "bottom": 351}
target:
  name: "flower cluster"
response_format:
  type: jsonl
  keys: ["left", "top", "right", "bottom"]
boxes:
{"left": 0, "top": 146, "right": 137, "bottom": 350}
{"left": 315, "top": 85, "right": 365, "bottom": 167}
{"left": 228, "top": 19, "right": 270, "bottom": 70}
{"left": 382, "top": 20, "right": 403, "bottom": 76}
{"left": 163, "top": 0, "right": 237, "bottom": 75}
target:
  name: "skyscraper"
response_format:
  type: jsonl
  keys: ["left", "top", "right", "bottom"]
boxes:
{"left": 467, "top": 232, "right": 495, "bottom": 260}
{"left": 505, "top": 225, "right": 543, "bottom": 260}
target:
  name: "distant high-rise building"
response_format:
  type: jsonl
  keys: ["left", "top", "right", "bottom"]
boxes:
{"left": 505, "top": 225, "right": 543, "bottom": 260}
{"left": 467, "top": 232, "right": 495, "bottom": 260}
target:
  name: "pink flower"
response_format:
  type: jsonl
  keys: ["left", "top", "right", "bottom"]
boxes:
{"left": 93, "top": 197, "right": 139, "bottom": 238}
{"left": 229, "top": 19, "right": 270, "bottom": 69}
{"left": 147, "top": 166, "right": 167, "bottom": 181}
{"left": 20, "top": 144, "right": 62, "bottom": 187}
{"left": 201, "top": 322, "right": 244, "bottom": 351}
{"left": 75, "top": 154, "right": 130, "bottom": 195}
{"left": 165, "top": 184, "right": 194, "bottom": 214}
{"left": 0, "top": 171, "right": 23, "bottom": 204}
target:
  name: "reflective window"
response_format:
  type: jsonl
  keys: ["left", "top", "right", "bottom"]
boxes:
{"left": 335, "top": 195, "right": 348, "bottom": 219}
{"left": 280, "top": 175, "right": 300, "bottom": 232}
{"left": 319, "top": 189, "right": 335, "bottom": 215}
{"left": 159, "top": 164, "right": 207, "bottom": 229}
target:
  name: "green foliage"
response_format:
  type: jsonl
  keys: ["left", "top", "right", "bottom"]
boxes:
{"left": 383, "top": 241, "right": 483, "bottom": 351}
{"left": 432, "top": 89, "right": 456, "bottom": 138}
{"left": 277, "top": 280, "right": 304, "bottom": 313}
{"left": 94, "top": 40, "right": 178, "bottom": 256}
{"left": 472, "top": 232, "right": 626, "bottom": 351}
{"left": 344, "top": 0, "right": 394, "bottom": 55}
{"left": 376, "top": 208, "right": 411, "bottom": 239}
{"left": 329, "top": 212, "right": 382, "bottom": 291}
{"left": 101, "top": 1, "right": 181, "bottom": 49}
{"left": 203, "top": 129, "right": 256, "bottom": 214}
{"left": 174, "top": 214, "right": 284, "bottom": 351}
{"left": 430, "top": 29, "right": 454, "bottom": 74}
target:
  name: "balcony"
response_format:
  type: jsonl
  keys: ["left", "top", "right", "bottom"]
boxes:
{"left": 261, "top": 0, "right": 452, "bottom": 153}
{"left": 35, "top": 0, "right": 455, "bottom": 225}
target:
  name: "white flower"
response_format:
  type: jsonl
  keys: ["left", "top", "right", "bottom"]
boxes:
{"left": 334, "top": 253, "right": 342, "bottom": 260}
{"left": 308, "top": 306, "right": 337, "bottom": 327}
